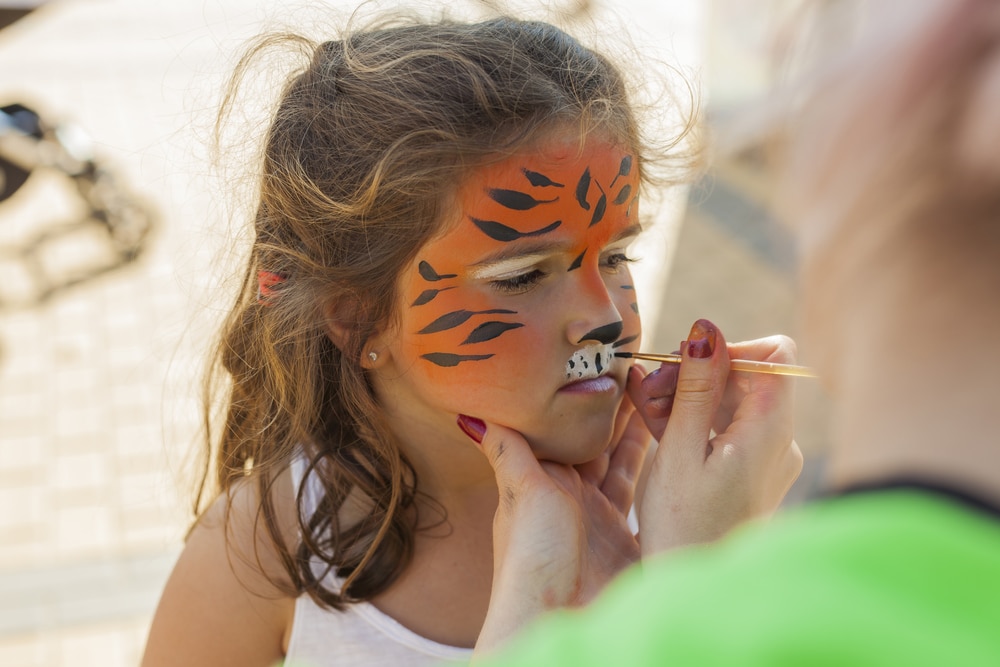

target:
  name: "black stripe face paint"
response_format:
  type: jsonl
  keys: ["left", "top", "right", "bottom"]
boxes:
{"left": 382, "top": 138, "right": 642, "bottom": 467}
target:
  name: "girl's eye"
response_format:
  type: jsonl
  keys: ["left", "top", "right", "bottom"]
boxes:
{"left": 490, "top": 269, "right": 546, "bottom": 294}
{"left": 604, "top": 252, "right": 637, "bottom": 271}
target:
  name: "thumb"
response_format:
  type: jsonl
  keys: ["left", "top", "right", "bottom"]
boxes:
{"left": 457, "top": 415, "right": 543, "bottom": 495}
{"left": 662, "top": 319, "right": 730, "bottom": 460}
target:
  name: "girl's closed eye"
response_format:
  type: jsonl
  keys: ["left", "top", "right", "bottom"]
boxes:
{"left": 490, "top": 268, "right": 547, "bottom": 294}
{"left": 603, "top": 252, "right": 638, "bottom": 272}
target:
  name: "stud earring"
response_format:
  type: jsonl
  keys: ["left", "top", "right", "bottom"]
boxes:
{"left": 368, "top": 351, "right": 378, "bottom": 363}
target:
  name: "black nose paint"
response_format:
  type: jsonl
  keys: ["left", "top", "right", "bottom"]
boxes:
{"left": 578, "top": 321, "right": 623, "bottom": 345}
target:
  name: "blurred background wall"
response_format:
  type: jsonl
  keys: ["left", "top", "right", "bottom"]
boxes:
{"left": 0, "top": 1, "right": 828, "bottom": 665}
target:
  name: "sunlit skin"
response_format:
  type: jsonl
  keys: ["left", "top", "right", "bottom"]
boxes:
{"left": 373, "top": 135, "right": 643, "bottom": 464}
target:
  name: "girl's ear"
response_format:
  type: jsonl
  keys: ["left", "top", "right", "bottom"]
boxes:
{"left": 323, "top": 298, "right": 392, "bottom": 369}
{"left": 322, "top": 298, "right": 356, "bottom": 352}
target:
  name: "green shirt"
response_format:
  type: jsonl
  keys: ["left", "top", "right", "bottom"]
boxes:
{"left": 480, "top": 489, "right": 1000, "bottom": 666}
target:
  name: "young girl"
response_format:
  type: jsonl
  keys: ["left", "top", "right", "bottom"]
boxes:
{"left": 142, "top": 14, "right": 800, "bottom": 667}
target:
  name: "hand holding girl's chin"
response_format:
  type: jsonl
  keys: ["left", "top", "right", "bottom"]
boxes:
{"left": 466, "top": 408, "right": 649, "bottom": 656}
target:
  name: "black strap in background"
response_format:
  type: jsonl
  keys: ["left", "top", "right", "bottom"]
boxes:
{"left": 830, "top": 478, "right": 1000, "bottom": 522}
{"left": 1, "top": 9, "right": 36, "bottom": 32}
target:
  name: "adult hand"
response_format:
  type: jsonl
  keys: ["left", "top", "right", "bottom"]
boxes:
{"left": 465, "top": 399, "right": 650, "bottom": 657}
{"left": 629, "top": 319, "right": 802, "bottom": 555}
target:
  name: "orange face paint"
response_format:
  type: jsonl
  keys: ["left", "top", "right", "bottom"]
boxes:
{"left": 377, "top": 137, "right": 642, "bottom": 463}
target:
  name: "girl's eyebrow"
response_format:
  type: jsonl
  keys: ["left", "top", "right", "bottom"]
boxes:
{"left": 611, "top": 223, "right": 643, "bottom": 244}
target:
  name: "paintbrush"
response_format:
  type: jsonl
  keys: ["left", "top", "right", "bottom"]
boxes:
{"left": 613, "top": 352, "right": 817, "bottom": 378}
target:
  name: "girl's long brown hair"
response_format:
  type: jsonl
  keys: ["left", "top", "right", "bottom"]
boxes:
{"left": 200, "top": 14, "right": 697, "bottom": 609}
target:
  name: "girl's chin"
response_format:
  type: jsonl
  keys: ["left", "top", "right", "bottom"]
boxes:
{"left": 526, "top": 436, "right": 612, "bottom": 466}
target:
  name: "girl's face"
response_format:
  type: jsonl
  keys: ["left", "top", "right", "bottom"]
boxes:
{"left": 373, "top": 136, "right": 642, "bottom": 464}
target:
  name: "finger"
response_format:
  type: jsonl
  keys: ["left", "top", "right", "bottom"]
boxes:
{"left": 610, "top": 389, "right": 638, "bottom": 447}
{"left": 715, "top": 336, "right": 798, "bottom": 434}
{"left": 640, "top": 355, "right": 680, "bottom": 411}
{"left": 459, "top": 416, "right": 546, "bottom": 505}
{"left": 722, "top": 371, "right": 796, "bottom": 456}
{"left": 601, "top": 407, "right": 652, "bottom": 516}
{"left": 575, "top": 447, "right": 610, "bottom": 488}
{"left": 626, "top": 363, "right": 677, "bottom": 440}
{"left": 726, "top": 335, "right": 798, "bottom": 436}
{"left": 577, "top": 395, "right": 636, "bottom": 487}
{"left": 661, "top": 319, "right": 730, "bottom": 462}
{"left": 726, "top": 335, "right": 798, "bottom": 366}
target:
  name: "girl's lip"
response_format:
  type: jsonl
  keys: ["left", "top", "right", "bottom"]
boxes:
{"left": 558, "top": 374, "right": 619, "bottom": 394}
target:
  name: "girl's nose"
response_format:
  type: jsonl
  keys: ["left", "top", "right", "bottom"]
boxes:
{"left": 566, "top": 268, "right": 625, "bottom": 346}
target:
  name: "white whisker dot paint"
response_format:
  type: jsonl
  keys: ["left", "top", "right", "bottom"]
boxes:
{"left": 566, "top": 344, "right": 615, "bottom": 381}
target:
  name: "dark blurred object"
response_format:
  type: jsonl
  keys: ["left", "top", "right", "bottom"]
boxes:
{"left": 0, "top": 102, "right": 157, "bottom": 308}
{"left": 0, "top": 1, "right": 47, "bottom": 32}
{"left": 0, "top": 103, "right": 39, "bottom": 202}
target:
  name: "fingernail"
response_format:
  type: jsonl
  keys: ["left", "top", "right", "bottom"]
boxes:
{"left": 685, "top": 319, "right": 717, "bottom": 359}
{"left": 457, "top": 414, "right": 486, "bottom": 444}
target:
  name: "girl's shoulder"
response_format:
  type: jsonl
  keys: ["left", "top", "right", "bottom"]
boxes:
{"left": 142, "top": 472, "right": 298, "bottom": 666}
{"left": 204, "top": 469, "right": 300, "bottom": 589}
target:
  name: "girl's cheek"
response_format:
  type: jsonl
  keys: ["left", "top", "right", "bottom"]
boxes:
{"left": 398, "top": 272, "right": 539, "bottom": 383}
{"left": 609, "top": 266, "right": 638, "bottom": 315}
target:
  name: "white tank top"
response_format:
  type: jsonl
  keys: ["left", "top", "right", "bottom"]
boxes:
{"left": 284, "top": 457, "right": 473, "bottom": 667}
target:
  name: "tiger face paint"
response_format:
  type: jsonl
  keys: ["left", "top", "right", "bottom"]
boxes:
{"left": 373, "top": 136, "right": 642, "bottom": 464}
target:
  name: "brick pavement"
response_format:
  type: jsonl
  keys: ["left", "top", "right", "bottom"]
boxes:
{"left": 0, "top": 2, "right": 255, "bottom": 664}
